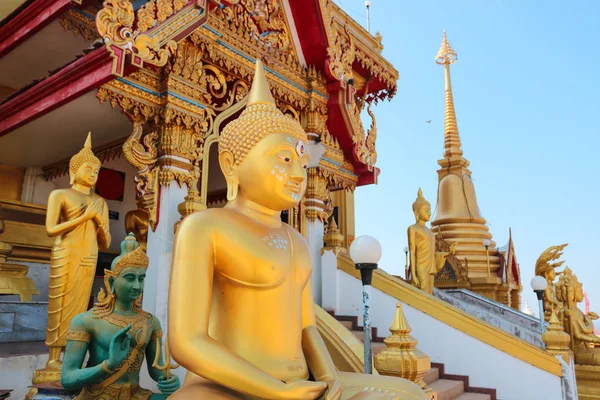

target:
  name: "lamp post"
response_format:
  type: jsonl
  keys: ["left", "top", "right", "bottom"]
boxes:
{"left": 483, "top": 239, "right": 491, "bottom": 277}
{"left": 403, "top": 246, "right": 409, "bottom": 280}
{"left": 531, "top": 276, "right": 548, "bottom": 334}
{"left": 350, "top": 235, "right": 382, "bottom": 374}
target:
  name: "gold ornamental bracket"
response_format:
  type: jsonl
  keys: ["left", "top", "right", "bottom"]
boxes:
{"left": 96, "top": 0, "right": 210, "bottom": 77}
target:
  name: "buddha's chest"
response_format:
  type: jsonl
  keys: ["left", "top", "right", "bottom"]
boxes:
{"left": 413, "top": 226, "right": 435, "bottom": 245}
{"left": 215, "top": 228, "right": 310, "bottom": 289}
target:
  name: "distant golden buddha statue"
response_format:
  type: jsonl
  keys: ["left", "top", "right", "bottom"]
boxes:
{"left": 556, "top": 267, "right": 600, "bottom": 366}
{"left": 125, "top": 199, "right": 149, "bottom": 251}
{"left": 534, "top": 244, "right": 567, "bottom": 320}
{"left": 408, "top": 188, "right": 455, "bottom": 294}
{"left": 42, "top": 133, "right": 111, "bottom": 372}
{"left": 168, "top": 60, "right": 426, "bottom": 400}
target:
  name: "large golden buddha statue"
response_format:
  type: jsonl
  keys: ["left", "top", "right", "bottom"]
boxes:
{"left": 408, "top": 188, "right": 455, "bottom": 294}
{"left": 43, "top": 133, "right": 111, "bottom": 371}
{"left": 168, "top": 60, "right": 426, "bottom": 400}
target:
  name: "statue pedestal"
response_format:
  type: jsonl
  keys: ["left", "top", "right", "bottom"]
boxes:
{"left": 575, "top": 364, "right": 600, "bottom": 400}
{"left": 26, "top": 381, "right": 78, "bottom": 400}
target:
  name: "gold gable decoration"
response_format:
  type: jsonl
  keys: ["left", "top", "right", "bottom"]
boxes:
{"left": 435, "top": 236, "right": 468, "bottom": 284}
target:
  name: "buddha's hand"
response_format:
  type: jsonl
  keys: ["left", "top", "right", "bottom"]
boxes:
{"left": 107, "top": 325, "right": 132, "bottom": 370}
{"left": 84, "top": 199, "right": 102, "bottom": 221}
{"left": 588, "top": 312, "right": 599, "bottom": 320}
{"left": 322, "top": 379, "right": 342, "bottom": 400}
{"left": 157, "top": 375, "right": 180, "bottom": 395}
{"left": 281, "top": 380, "right": 327, "bottom": 400}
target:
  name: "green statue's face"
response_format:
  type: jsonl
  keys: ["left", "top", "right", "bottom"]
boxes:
{"left": 111, "top": 267, "right": 146, "bottom": 303}
{"left": 73, "top": 161, "right": 100, "bottom": 187}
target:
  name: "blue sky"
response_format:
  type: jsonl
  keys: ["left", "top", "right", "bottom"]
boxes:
{"left": 337, "top": 0, "right": 600, "bottom": 314}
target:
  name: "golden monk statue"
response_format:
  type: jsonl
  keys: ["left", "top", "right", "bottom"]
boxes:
{"left": 555, "top": 267, "right": 600, "bottom": 366}
{"left": 43, "top": 133, "right": 111, "bottom": 371}
{"left": 408, "top": 188, "right": 455, "bottom": 294}
{"left": 168, "top": 60, "right": 426, "bottom": 400}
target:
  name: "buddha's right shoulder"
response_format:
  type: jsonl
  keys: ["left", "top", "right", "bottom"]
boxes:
{"left": 49, "top": 188, "right": 70, "bottom": 198}
{"left": 178, "top": 208, "right": 235, "bottom": 232}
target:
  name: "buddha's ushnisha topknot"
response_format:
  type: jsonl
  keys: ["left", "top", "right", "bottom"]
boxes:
{"left": 219, "top": 59, "right": 307, "bottom": 165}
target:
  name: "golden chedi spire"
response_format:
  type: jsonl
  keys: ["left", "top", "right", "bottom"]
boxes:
{"left": 374, "top": 303, "right": 431, "bottom": 390}
{"left": 430, "top": 32, "right": 501, "bottom": 301}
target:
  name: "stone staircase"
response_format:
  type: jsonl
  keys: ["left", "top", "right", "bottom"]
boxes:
{"left": 333, "top": 315, "right": 496, "bottom": 400}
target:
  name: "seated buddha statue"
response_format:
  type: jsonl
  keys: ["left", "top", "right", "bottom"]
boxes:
{"left": 61, "top": 234, "right": 180, "bottom": 399}
{"left": 408, "top": 188, "right": 455, "bottom": 294}
{"left": 168, "top": 60, "right": 427, "bottom": 400}
{"left": 555, "top": 267, "right": 600, "bottom": 366}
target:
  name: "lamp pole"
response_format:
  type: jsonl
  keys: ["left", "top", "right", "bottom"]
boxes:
{"left": 350, "top": 235, "right": 382, "bottom": 375}
{"left": 531, "top": 276, "right": 548, "bottom": 334}
{"left": 403, "top": 246, "right": 409, "bottom": 280}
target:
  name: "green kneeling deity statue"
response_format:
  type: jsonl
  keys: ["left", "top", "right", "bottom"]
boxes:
{"left": 60, "top": 234, "right": 180, "bottom": 399}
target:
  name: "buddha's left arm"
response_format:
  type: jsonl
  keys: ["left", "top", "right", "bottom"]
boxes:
{"left": 301, "top": 279, "right": 339, "bottom": 382}
{"left": 98, "top": 200, "right": 111, "bottom": 250}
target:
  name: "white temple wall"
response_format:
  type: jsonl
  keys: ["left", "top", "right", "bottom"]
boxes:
{"left": 333, "top": 268, "right": 564, "bottom": 400}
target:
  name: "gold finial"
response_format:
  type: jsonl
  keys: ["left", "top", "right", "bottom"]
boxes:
{"left": 435, "top": 31, "right": 463, "bottom": 159}
{"left": 542, "top": 310, "right": 571, "bottom": 355}
{"left": 412, "top": 188, "right": 430, "bottom": 214}
{"left": 435, "top": 30, "right": 457, "bottom": 65}
{"left": 374, "top": 303, "right": 431, "bottom": 388}
{"left": 324, "top": 217, "right": 345, "bottom": 252}
{"left": 247, "top": 59, "right": 275, "bottom": 106}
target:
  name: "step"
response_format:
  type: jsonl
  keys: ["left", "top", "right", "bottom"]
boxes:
{"left": 427, "top": 379, "right": 464, "bottom": 400}
{"left": 454, "top": 393, "right": 491, "bottom": 400}
{"left": 339, "top": 320, "right": 354, "bottom": 330}
{"left": 423, "top": 367, "right": 440, "bottom": 385}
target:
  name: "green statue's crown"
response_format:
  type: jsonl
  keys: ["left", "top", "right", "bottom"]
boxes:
{"left": 110, "top": 233, "right": 149, "bottom": 275}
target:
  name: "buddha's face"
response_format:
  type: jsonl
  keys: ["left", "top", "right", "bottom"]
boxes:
{"left": 417, "top": 205, "right": 431, "bottom": 222}
{"left": 111, "top": 267, "right": 145, "bottom": 303}
{"left": 73, "top": 162, "right": 100, "bottom": 187}
{"left": 235, "top": 133, "right": 309, "bottom": 211}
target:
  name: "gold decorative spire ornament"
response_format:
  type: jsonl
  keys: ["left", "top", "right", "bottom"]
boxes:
{"left": 323, "top": 217, "right": 346, "bottom": 255}
{"left": 435, "top": 31, "right": 462, "bottom": 160}
{"left": 431, "top": 32, "right": 500, "bottom": 300}
{"left": 542, "top": 310, "right": 571, "bottom": 357}
{"left": 374, "top": 303, "right": 432, "bottom": 389}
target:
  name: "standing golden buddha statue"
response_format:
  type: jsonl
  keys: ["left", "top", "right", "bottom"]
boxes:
{"left": 37, "top": 133, "right": 111, "bottom": 380}
{"left": 168, "top": 60, "right": 426, "bottom": 400}
{"left": 408, "top": 188, "right": 455, "bottom": 294}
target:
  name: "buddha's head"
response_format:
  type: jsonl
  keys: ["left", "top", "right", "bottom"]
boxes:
{"left": 219, "top": 60, "right": 309, "bottom": 212}
{"left": 95, "top": 234, "right": 148, "bottom": 316}
{"left": 69, "top": 132, "right": 101, "bottom": 186}
{"left": 412, "top": 188, "right": 431, "bottom": 223}
{"left": 556, "top": 267, "right": 583, "bottom": 306}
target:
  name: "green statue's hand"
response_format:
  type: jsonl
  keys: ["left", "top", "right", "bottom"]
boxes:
{"left": 157, "top": 375, "right": 180, "bottom": 395}
{"left": 107, "top": 324, "right": 132, "bottom": 370}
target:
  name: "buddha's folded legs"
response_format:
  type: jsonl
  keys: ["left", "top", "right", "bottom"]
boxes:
{"left": 171, "top": 372, "right": 425, "bottom": 400}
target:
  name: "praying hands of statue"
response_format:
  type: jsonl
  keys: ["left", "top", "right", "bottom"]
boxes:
{"left": 106, "top": 324, "right": 132, "bottom": 370}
